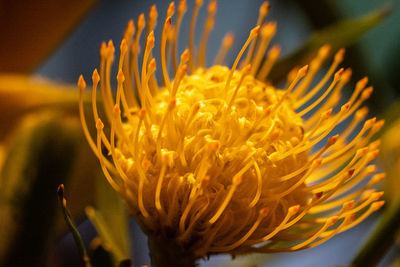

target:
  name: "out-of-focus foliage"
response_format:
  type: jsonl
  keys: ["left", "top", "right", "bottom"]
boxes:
{"left": 269, "top": 4, "right": 390, "bottom": 83}
{"left": 0, "top": 112, "right": 81, "bottom": 266}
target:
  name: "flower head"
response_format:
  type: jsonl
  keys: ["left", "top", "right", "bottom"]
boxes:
{"left": 78, "top": 0, "right": 384, "bottom": 260}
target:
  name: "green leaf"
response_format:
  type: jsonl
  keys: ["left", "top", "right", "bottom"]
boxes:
{"left": 269, "top": 4, "right": 391, "bottom": 82}
{"left": 86, "top": 172, "right": 132, "bottom": 263}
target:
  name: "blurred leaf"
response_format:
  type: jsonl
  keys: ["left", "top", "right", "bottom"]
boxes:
{"left": 269, "top": 4, "right": 391, "bottom": 82}
{"left": 0, "top": 74, "right": 79, "bottom": 140}
{"left": 0, "top": 112, "right": 81, "bottom": 266}
{"left": 0, "top": 0, "right": 98, "bottom": 72}
{"left": 86, "top": 173, "right": 132, "bottom": 263}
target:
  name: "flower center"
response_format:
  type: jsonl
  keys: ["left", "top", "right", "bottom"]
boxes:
{"left": 117, "top": 65, "right": 308, "bottom": 232}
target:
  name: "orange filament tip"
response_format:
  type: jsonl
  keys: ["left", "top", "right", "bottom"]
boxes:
{"left": 343, "top": 200, "right": 355, "bottom": 210}
{"left": 179, "top": 0, "right": 187, "bottom": 12}
{"left": 142, "top": 159, "right": 151, "bottom": 170}
{"left": 180, "top": 64, "right": 188, "bottom": 74}
{"left": 335, "top": 48, "right": 345, "bottom": 62}
{"left": 149, "top": 58, "right": 157, "bottom": 70}
{"left": 356, "top": 107, "right": 368, "bottom": 118}
{"left": 250, "top": 26, "right": 261, "bottom": 38}
{"left": 203, "top": 176, "right": 210, "bottom": 185}
{"left": 167, "top": 2, "right": 175, "bottom": 17}
{"left": 223, "top": 33, "right": 234, "bottom": 47}
{"left": 372, "top": 173, "right": 386, "bottom": 183}
{"left": 150, "top": 5, "right": 158, "bottom": 19}
{"left": 265, "top": 107, "right": 272, "bottom": 116}
{"left": 117, "top": 70, "right": 125, "bottom": 82}
{"left": 260, "top": 2, "right": 270, "bottom": 16}
{"left": 315, "top": 192, "right": 323, "bottom": 199}
{"left": 262, "top": 22, "right": 276, "bottom": 37}
{"left": 139, "top": 108, "right": 147, "bottom": 117}
{"left": 194, "top": 103, "right": 201, "bottom": 112}
{"left": 319, "top": 44, "right": 331, "bottom": 58}
{"left": 372, "top": 191, "right": 384, "bottom": 200}
{"left": 78, "top": 75, "right": 86, "bottom": 89}
{"left": 113, "top": 105, "right": 121, "bottom": 114}
{"left": 371, "top": 140, "right": 381, "bottom": 148}
{"left": 349, "top": 214, "right": 357, "bottom": 222}
{"left": 208, "top": 1, "right": 217, "bottom": 14}
{"left": 207, "top": 141, "right": 220, "bottom": 151}
{"left": 357, "top": 77, "right": 369, "bottom": 89}
{"left": 107, "top": 39, "right": 114, "bottom": 49}
{"left": 366, "top": 165, "right": 377, "bottom": 174}
{"left": 327, "top": 135, "right": 339, "bottom": 145}
{"left": 243, "top": 64, "right": 252, "bottom": 73}
{"left": 324, "top": 109, "right": 332, "bottom": 118}
{"left": 166, "top": 17, "right": 172, "bottom": 26}
{"left": 363, "top": 190, "right": 375, "bottom": 199}
{"left": 369, "top": 150, "right": 379, "bottom": 159}
{"left": 92, "top": 69, "right": 100, "bottom": 83}
{"left": 366, "top": 117, "right": 377, "bottom": 127}
{"left": 100, "top": 42, "right": 107, "bottom": 56}
{"left": 357, "top": 147, "right": 369, "bottom": 156}
{"left": 342, "top": 103, "right": 351, "bottom": 111}
{"left": 328, "top": 216, "right": 339, "bottom": 226}
{"left": 147, "top": 31, "right": 155, "bottom": 47}
{"left": 373, "top": 121, "right": 385, "bottom": 131}
{"left": 96, "top": 119, "right": 104, "bottom": 130}
{"left": 162, "top": 154, "right": 172, "bottom": 164}
{"left": 289, "top": 205, "right": 300, "bottom": 214}
{"left": 334, "top": 68, "right": 344, "bottom": 80}
{"left": 169, "top": 99, "right": 177, "bottom": 108}
{"left": 181, "top": 49, "right": 190, "bottom": 62}
{"left": 342, "top": 68, "right": 352, "bottom": 81}
{"left": 259, "top": 208, "right": 269, "bottom": 216}
{"left": 362, "top": 87, "right": 373, "bottom": 99}
{"left": 126, "top": 20, "right": 134, "bottom": 32}
{"left": 196, "top": 0, "right": 203, "bottom": 6}
{"left": 288, "top": 66, "right": 299, "bottom": 81}
{"left": 273, "top": 130, "right": 281, "bottom": 139}
{"left": 138, "top": 14, "right": 146, "bottom": 29}
{"left": 269, "top": 45, "right": 281, "bottom": 58}
{"left": 315, "top": 159, "right": 323, "bottom": 167}
{"left": 120, "top": 39, "right": 128, "bottom": 53}
{"left": 372, "top": 201, "right": 385, "bottom": 210}
{"left": 233, "top": 175, "right": 242, "bottom": 185}
{"left": 298, "top": 65, "right": 309, "bottom": 77}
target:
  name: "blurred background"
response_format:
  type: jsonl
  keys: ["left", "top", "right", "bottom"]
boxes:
{"left": 0, "top": 0, "right": 399, "bottom": 266}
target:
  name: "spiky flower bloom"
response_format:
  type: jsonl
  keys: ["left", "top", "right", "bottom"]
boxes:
{"left": 78, "top": 1, "right": 384, "bottom": 266}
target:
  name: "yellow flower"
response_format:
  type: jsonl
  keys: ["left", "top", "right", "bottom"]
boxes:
{"left": 78, "top": 0, "right": 384, "bottom": 262}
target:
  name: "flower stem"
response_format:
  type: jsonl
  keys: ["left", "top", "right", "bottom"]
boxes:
{"left": 148, "top": 234, "right": 197, "bottom": 267}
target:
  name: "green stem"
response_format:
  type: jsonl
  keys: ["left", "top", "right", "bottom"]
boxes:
{"left": 148, "top": 234, "right": 197, "bottom": 267}
{"left": 351, "top": 199, "right": 400, "bottom": 267}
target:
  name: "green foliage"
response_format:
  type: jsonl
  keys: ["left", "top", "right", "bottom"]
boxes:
{"left": 269, "top": 4, "right": 391, "bottom": 83}
{"left": 0, "top": 112, "right": 81, "bottom": 266}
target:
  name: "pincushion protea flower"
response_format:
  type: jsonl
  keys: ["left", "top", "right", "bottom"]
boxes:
{"left": 78, "top": 1, "right": 385, "bottom": 266}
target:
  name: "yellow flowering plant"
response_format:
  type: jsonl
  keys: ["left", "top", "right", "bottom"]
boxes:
{"left": 76, "top": 1, "right": 386, "bottom": 266}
